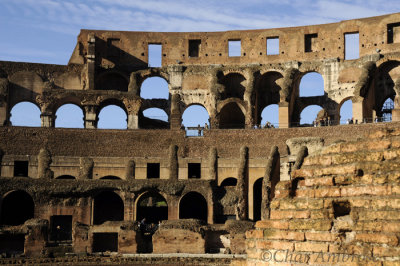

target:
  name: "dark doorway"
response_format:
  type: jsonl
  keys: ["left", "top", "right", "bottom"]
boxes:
{"left": 189, "top": 40, "right": 201, "bottom": 57}
{"left": 92, "top": 233, "right": 118, "bottom": 252}
{"left": 253, "top": 178, "right": 263, "bottom": 221}
{"left": 219, "top": 102, "right": 245, "bottom": 129}
{"left": 50, "top": 215, "right": 72, "bottom": 242}
{"left": 0, "top": 235, "right": 24, "bottom": 255}
{"left": 1, "top": 190, "right": 34, "bottom": 225}
{"left": 147, "top": 163, "right": 160, "bottom": 179}
{"left": 137, "top": 192, "right": 168, "bottom": 224}
{"left": 13, "top": 161, "right": 28, "bottom": 177}
{"left": 100, "top": 176, "right": 121, "bottom": 180}
{"left": 93, "top": 191, "right": 124, "bottom": 225}
{"left": 220, "top": 177, "right": 237, "bottom": 186}
{"left": 179, "top": 192, "right": 207, "bottom": 222}
{"left": 56, "top": 175, "right": 75, "bottom": 180}
{"left": 188, "top": 163, "right": 201, "bottom": 179}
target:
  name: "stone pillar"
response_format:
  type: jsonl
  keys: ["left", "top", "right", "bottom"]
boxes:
{"left": 123, "top": 98, "right": 141, "bottom": 129}
{"left": 170, "top": 93, "right": 182, "bottom": 130}
{"left": 244, "top": 69, "right": 255, "bottom": 129}
{"left": 279, "top": 102, "right": 290, "bottom": 128}
{"left": 40, "top": 112, "right": 55, "bottom": 127}
{"left": 86, "top": 33, "right": 96, "bottom": 90}
{"left": 168, "top": 144, "right": 178, "bottom": 180}
{"left": 236, "top": 146, "right": 249, "bottom": 220}
{"left": 0, "top": 78, "right": 8, "bottom": 126}
{"left": 392, "top": 95, "right": 400, "bottom": 122}
{"left": 83, "top": 105, "right": 98, "bottom": 129}
{"left": 261, "top": 146, "right": 279, "bottom": 220}
{"left": 352, "top": 100, "right": 364, "bottom": 123}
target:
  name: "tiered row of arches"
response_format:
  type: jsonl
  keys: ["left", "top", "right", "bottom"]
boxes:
{"left": 4, "top": 59, "right": 400, "bottom": 129}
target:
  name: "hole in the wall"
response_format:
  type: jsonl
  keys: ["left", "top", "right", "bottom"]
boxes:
{"left": 55, "top": 104, "right": 84, "bottom": 128}
{"left": 179, "top": 192, "right": 207, "bottom": 221}
{"left": 333, "top": 201, "right": 351, "bottom": 218}
{"left": 266, "top": 37, "right": 279, "bottom": 55}
{"left": 92, "top": 233, "right": 118, "bottom": 252}
{"left": 220, "top": 177, "right": 237, "bottom": 186}
{"left": 344, "top": 32, "right": 359, "bottom": 60}
{"left": 305, "top": 33, "right": 318, "bottom": 52}
{"left": 147, "top": 163, "right": 160, "bottom": 179}
{"left": 228, "top": 40, "right": 241, "bottom": 57}
{"left": 98, "top": 105, "right": 127, "bottom": 129}
{"left": 0, "top": 235, "right": 25, "bottom": 255}
{"left": 189, "top": 39, "right": 201, "bottom": 57}
{"left": 148, "top": 44, "right": 162, "bottom": 67}
{"left": 10, "top": 102, "right": 41, "bottom": 127}
{"left": 49, "top": 215, "right": 72, "bottom": 242}
{"left": 188, "top": 163, "right": 201, "bottom": 179}
{"left": 0, "top": 190, "right": 34, "bottom": 225}
{"left": 14, "top": 161, "right": 28, "bottom": 177}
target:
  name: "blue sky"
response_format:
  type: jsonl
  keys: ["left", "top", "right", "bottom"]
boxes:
{"left": 2, "top": 0, "right": 399, "bottom": 128}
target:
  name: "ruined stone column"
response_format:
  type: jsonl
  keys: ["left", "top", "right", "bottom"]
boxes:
{"left": 208, "top": 147, "right": 218, "bottom": 181}
{"left": 168, "top": 144, "right": 179, "bottom": 180}
{"left": 236, "top": 146, "right": 249, "bottom": 220}
{"left": 86, "top": 33, "right": 96, "bottom": 90}
{"left": 125, "top": 159, "right": 135, "bottom": 180}
{"left": 244, "top": 69, "right": 255, "bottom": 129}
{"left": 37, "top": 147, "right": 53, "bottom": 179}
{"left": 0, "top": 78, "right": 9, "bottom": 126}
{"left": 261, "top": 146, "right": 279, "bottom": 220}
{"left": 78, "top": 157, "right": 94, "bottom": 180}
{"left": 170, "top": 93, "right": 182, "bottom": 130}
{"left": 123, "top": 98, "right": 141, "bottom": 129}
{"left": 40, "top": 112, "right": 55, "bottom": 127}
{"left": 278, "top": 102, "right": 290, "bottom": 128}
{"left": 83, "top": 105, "right": 98, "bottom": 129}
{"left": 352, "top": 100, "right": 364, "bottom": 123}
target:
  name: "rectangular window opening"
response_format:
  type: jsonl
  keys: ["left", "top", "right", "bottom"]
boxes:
{"left": 107, "top": 38, "right": 121, "bottom": 59}
{"left": 92, "top": 233, "right": 118, "bottom": 253}
{"left": 345, "top": 32, "right": 359, "bottom": 60}
{"left": 266, "top": 37, "right": 279, "bottom": 55}
{"left": 0, "top": 235, "right": 25, "bottom": 255}
{"left": 189, "top": 40, "right": 201, "bottom": 57}
{"left": 50, "top": 215, "right": 72, "bottom": 242}
{"left": 147, "top": 163, "right": 160, "bottom": 179}
{"left": 188, "top": 163, "right": 201, "bottom": 179}
{"left": 305, "top": 33, "right": 318, "bottom": 53}
{"left": 388, "top": 22, "right": 400, "bottom": 44}
{"left": 148, "top": 44, "right": 162, "bottom": 67}
{"left": 14, "top": 161, "right": 28, "bottom": 177}
{"left": 228, "top": 40, "right": 241, "bottom": 57}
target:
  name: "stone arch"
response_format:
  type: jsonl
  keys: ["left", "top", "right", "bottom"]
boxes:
{"left": 254, "top": 71, "right": 283, "bottom": 124}
{"left": 140, "top": 76, "right": 169, "bottom": 100}
{"left": 339, "top": 97, "right": 353, "bottom": 124}
{"left": 0, "top": 190, "right": 34, "bottom": 225}
{"left": 253, "top": 178, "right": 263, "bottom": 221}
{"left": 93, "top": 191, "right": 124, "bottom": 225}
{"left": 139, "top": 107, "right": 169, "bottom": 129}
{"left": 100, "top": 175, "right": 122, "bottom": 180}
{"left": 56, "top": 175, "right": 76, "bottom": 180}
{"left": 218, "top": 101, "right": 245, "bottom": 129}
{"left": 96, "top": 71, "right": 129, "bottom": 91}
{"left": 219, "top": 177, "right": 237, "bottom": 186}
{"left": 298, "top": 72, "right": 325, "bottom": 97}
{"left": 181, "top": 103, "right": 210, "bottom": 129}
{"left": 179, "top": 191, "right": 208, "bottom": 222}
{"left": 219, "top": 73, "right": 246, "bottom": 100}
{"left": 136, "top": 191, "right": 168, "bottom": 223}
{"left": 97, "top": 98, "right": 128, "bottom": 129}
{"left": 55, "top": 103, "right": 85, "bottom": 128}
{"left": 10, "top": 101, "right": 41, "bottom": 127}
{"left": 260, "top": 104, "right": 279, "bottom": 127}
{"left": 299, "top": 104, "right": 326, "bottom": 126}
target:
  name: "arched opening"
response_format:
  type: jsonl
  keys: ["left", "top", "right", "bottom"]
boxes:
{"left": 10, "top": 102, "right": 41, "bottom": 127}
{"left": 220, "top": 73, "right": 246, "bottom": 100}
{"left": 219, "top": 102, "right": 245, "bottom": 129}
{"left": 93, "top": 191, "right": 124, "bottom": 225}
{"left": 260, "top": 104, "right": 279, "bottom": 128}
{"left": 253, "top": 178, "right": 263, "bottom": 221}
{"left": 139, "top": 108, "right": 169, "bottom": 129}
{"left": 140, "top": 77, "right": 169, "bottom": 99}
{"left": 96, "top": 72, "right": 128, "bottom": 91}
{"left": 100, "top": 176, "right": 121, "bottom": 180}
{"left": 340, "top": 99, "right": 353, "bottom": 124}
{"left": 56, "top": 175, "right": 76, "bottom": 180}
{"left": 220, "top": 177, "right": 237, "bottom": 186}
{"left": 179, "top": 192, "right": 207, "bottom": 222}
{"left": 254, "top": 72, "right": 282, "bottom": 125}
{"left": 1, "top": 191, "right": 34, "bottom": 225}
{"left": 136, "top": 192, "right": 168, "bottom": 223}
{"left": 55, "top": 104, "right": 84, "bottom": 128}
{"left": 381, "top": 97, "right": 394, "bottom": 122}
{"left": 182, "top": 105, "right": 210, "bottom": 136}
{"left": 299, "top": 72, "right": 324, "bottom": 97}
{"left": 300, "top": 105, "right": 325, "bottom": 126}
{"left": 98, "top": 105, "right": 127, "bottom": 129}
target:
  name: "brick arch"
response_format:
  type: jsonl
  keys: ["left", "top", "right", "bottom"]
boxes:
{"left": 92, "top": 190, "right": 124, "bottom": 225}
{"left": 134, "top": 190, "right": 168, "bottom": 223}
{"left": 0, "top": 190, "right": 35, "bottom": 225}
{"left": 178, "top": 191, "right": 208, "bottom": 222}
{"left": 217, "top": 100, "right": 246, "bottom": 129}
{"left": 218, "top": 72, "right": 246, "bottom": 100}
{"left": 97, "top": 98, "right": 128, "bottom": 117}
